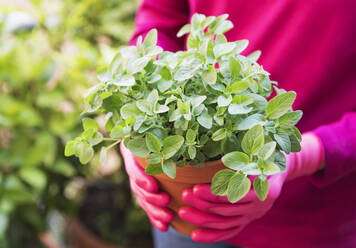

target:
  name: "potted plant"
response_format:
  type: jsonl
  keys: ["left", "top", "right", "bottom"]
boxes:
{"left": 65, "top": 13, "right": 303, "bottom": 235}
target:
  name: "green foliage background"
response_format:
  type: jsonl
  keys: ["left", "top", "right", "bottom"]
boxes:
{"left": 0, "top": 0, "right": 140, "bottom": 247}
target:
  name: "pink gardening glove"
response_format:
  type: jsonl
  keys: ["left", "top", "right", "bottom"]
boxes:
{"left": 179, "top": 133, "right": 325, "bottom": 243}
{"left": 120, "top": 142, "right": 174, "bottom": 231}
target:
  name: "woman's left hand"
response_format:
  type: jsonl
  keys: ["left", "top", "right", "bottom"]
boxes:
{"left": 179, "top": 133, "right": 325, "bottom": 243}
{"left": 179, "top": 173, "right": 287, "bottom": 243}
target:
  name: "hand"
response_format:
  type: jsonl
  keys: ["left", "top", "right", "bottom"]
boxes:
{"left": 120, "top": 142, "right": 174, "bottom": 231}
{"left": 179, "top": 133, "right": 324, "bottom": 243}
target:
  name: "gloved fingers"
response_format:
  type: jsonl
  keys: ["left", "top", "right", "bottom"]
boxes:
{"left": 178, "top": 206, "right": 243, "bottom": 230}
{"left": 193, "top": 184, "right": 253, "bottom": 204}
{"left": 192, "top": 184, "right": 230, "bottom": 203}
{"left": 136, "top": 197, "right": 174, "bottom": 223}
{"left": 121, "top": 141, "right": 159, "bottom": 193}
{"left": 130, "top": 181, "right": 171, "bottom": 207}
{"left": 182, "top": 189, "right": 254, "bottom": 216}
{"left": 147, "top": 214, "right": 169, "bottom": 232}
{"left": 137, "top": 196, "right": 169, "bottom": 232}
{"left": 191, "top": 226, "right": 243, "bottom": 243}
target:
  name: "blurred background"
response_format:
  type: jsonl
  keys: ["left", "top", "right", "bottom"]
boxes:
{"left": 0, "top": 0, "right": 154, "bottom": 247}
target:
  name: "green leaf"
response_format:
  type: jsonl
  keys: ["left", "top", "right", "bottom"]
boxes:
{"left": 77, "top": 142, "right": 94, "bottom": 164}
{"left": 264, "top": 162, "right": 280, "bottom": 175}
{"left": 214, "top": 42, "right": 236, "bottom": 58}
{"left": 82, "top": 128, "right": 95, "bottom": 140}
{"left": 65, "top": 140, "right": 75, "bottom": 156}
{"left": 157, "top": 79, "right": 173, "bottom": 92}
{"left": 274, "top": 150, "right": 286, "bottom": 172}
{"left": 236, "top": 114, "right": 265, "bottom": 130}
{"left": 241, "top": 125, "right": 265, "bottom": 155}
{"left": 292, "top": 126, "right": 302, "bottom": 141}
{"left": 217, "top": 95, "right": 232, "bottom": 107}
{"left": 136, "top": 100, "right": 152, "bottom": 114}
{"left": 127, "top": 57, "right": 151, "bottom": 74}
{"left": 51, "top": 160, "right": 75, "bottom": 177}
{"left": 191, "top": 96, "right": 207, "bottom": 108}
{"left": 211, "top": 169, "right": 235, "bottom": 195}
{"left": 201, "top": 65, "right": 217, "bottom": 84}
{"left": 188, "top": 146, "right": 196, "bottom": 159}
{"left": 186, "top": 129, "right": 196, "bottom": 144}
{"left": 214, "top": 20, "right": 233, "bottom": 34}
{"left": 274, "top": 131, "right": 291, "bottom": 154}
{"left": 253, "top": 177, "right": 268, "bottom": 201}
{"left": 89, "top": 132, "right": 103, "bottom": 145}
{"left": 147, "top": 89, "right": 159, "bottom": 105}
{"left": 228, "top": 104, "right": 252, "bottom": 115}
{"left": 244, "top": 93, "right": 267, "bottom": 110}
{"left": 83, "top": 118, "right": 98, "bottom": 132}
{"left": 20, "top": 168, "right": 47, "bottom": 190}
{"left": 146, "top": 153, "right": 162, "bottom": 164}
{"left": 143, "top": 29, "right": 158, "bottom": 50}
{"left": 169, "top": 109, "right": 182, "bottom": 122}
{"left": 110, "top": 126, "right": 130, "bottom": 139}
{"left": 126, "top": 138, "right": 150, "bottom": 157}
{"left": 197, "top": 113, "right": 212, "bottom": 129}
{"left": 120, "top": 103, "right": 143, "bottom": 120}
{"left": 235, "top": 39, "right": 249, "bottom": 54}
{"left": 215, "top": 34, "right": 227, "bottom": 44}
{"left": 154, "top": 104, "right": 169, "bottom": 114}
{"left": 162, "top": 160, "right": 176, "bottom": 178}
{"left": 212, "top": 128, "right": 227, "bottom": 141}
{"left": 229, "top": 56, "right": 241, "bottom": 78}
{"left": 112, "top": 74, "right": 136, "bottom": 86}
{"left": 232, "top": 95, "right": 253, "bottom": 105}
{"left": 162, "top": 135, "right": 184, "bottom": 159}
{"left": 145, "top": 163, "right": 163, "bottom": 175}
{"left": 290, "top": 134, "right": 301, "bottom": 152}
{"left": 266, "top": 92, "right": 296, "bottom": 119}
{"left": 227, "top": 81, "right": 249, "bottom": 94}
{"left": 221, "top": 135, "right": 240, "bottom": 154}
{"left": 278, "top": 110, "right": 303, "bottom": 127}
{"left": 222, "top": 152, "right": 249, "bottom": 170}
{"left": 146, "top": 133, "right": 162, "bottom": 152}
{"left": 174, "top": 59, "right": 201, "bottom": 81}
{"left": 227, "top": 173, "right": 251, "bottom": 203}
{"left": 247, "top": 50, "right": 261, "bottom": 62}
{"left": 177, "top": 24, "right": 191, "bottom": 37}
{"left": 100, "top": 147, "right": 107, "bottom": 165}
{"left": 258, "top": 141, "right": 276, "bottom": 160}
{"left": 214, "top": 115, "right": 224, "bottom": 126}
{"left": 202, "top": 140, "right": 221, "bottom": 158}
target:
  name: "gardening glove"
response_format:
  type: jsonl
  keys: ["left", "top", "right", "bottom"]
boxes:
{"left": 120, "top": 142, "right": 174, "bottom": 231}
{"left": 179, "top": 132, "right": 325, "bottom": 243}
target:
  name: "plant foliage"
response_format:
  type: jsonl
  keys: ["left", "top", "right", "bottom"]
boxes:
{"left": 66, "top": 13, "right": 302, "bottom": 203}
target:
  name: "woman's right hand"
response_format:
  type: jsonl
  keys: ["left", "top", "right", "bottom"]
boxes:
{"left": 120, "top": 142, "right": 174, "bottom": 231}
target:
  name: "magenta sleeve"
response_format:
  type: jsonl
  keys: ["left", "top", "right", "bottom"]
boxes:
{"left": 312, "top": 112, "right": 356, "bottom": 187}
{"left": 129, "top": 0, "right": 189, "bottom": 51}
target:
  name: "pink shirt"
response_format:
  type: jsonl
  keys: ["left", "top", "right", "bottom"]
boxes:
{"left": 130, "top": 0, "right": 356, "bottom": 247}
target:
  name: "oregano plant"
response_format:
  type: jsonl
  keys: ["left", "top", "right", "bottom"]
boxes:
{"left": 65, "top": 13, "right": 302, "bottom": 203}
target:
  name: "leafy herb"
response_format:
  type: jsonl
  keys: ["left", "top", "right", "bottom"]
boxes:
{"left": 66, "top": 13, "right": 303, "bottom": 203}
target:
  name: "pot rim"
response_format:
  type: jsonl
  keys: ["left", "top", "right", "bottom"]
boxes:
{"left": 134, "top": 156, "right": 227, "bottom": 184}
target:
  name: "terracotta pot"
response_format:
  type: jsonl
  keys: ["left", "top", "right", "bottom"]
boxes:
{"left": 67, "top": 219, "right": 119, "bottom": 248}
{"left": 135, "top": 156, "right": 226, "bottom": 235}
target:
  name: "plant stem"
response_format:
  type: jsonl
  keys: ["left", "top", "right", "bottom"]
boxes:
{"left": 107, "top": 140, "right": 120, "bottom": 150}
{"left": 103, "top": 138, "right": 121, "bottom": 141}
